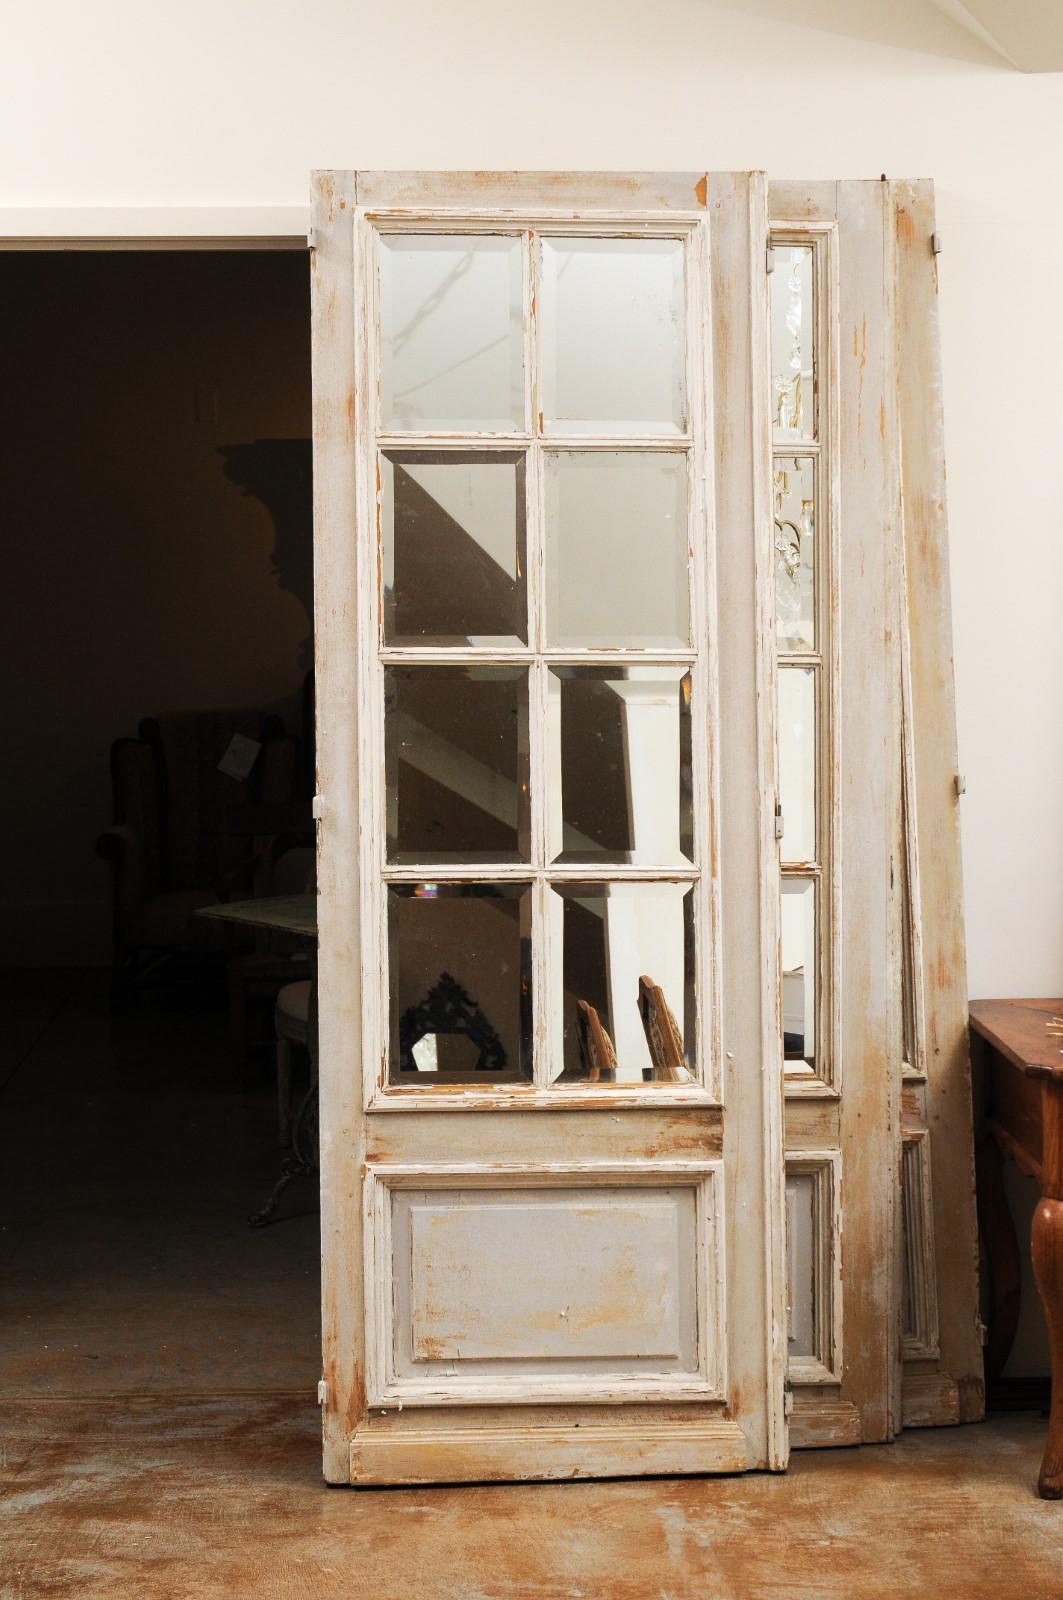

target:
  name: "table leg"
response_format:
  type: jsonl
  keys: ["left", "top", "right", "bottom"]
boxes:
{"left": 1032, "top": 1078, "right": 1063, "bottom": 1498}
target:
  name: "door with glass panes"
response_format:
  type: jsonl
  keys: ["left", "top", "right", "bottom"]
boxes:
{"left": 311, "top": 170, "right": 786, "bottom": 1486}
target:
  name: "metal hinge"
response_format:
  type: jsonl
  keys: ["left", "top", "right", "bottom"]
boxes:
{"left": 312, "top": 793, "right": 325, "bottom": 820}
{"left": 774, "top": 801, "right": 785, "bottom": 842}
{"left": 307, "top": 226, "right": 318, "bottom": 251}
{"left": 954, "top": 774, "right": 966, "bottom": 797}
{"left": 783, "top": 1381, "right": 794, "bottom": 1417}
{"left": 317, "top": 1379, "right": 328, "bottom": 1405}
{"left": 931, "top": 231, "right": 942, "bottom": 255}
{"left": 766, "top": 245, "right": 776, "bottom": 275}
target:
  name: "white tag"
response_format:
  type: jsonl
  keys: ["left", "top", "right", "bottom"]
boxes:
{"left": 217, "top": 733, "right": 261, "bottom": 781}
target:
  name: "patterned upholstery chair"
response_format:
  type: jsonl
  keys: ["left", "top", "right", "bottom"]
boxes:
{"left": 96, "top": 709, "right": 298, "bottom": 1007}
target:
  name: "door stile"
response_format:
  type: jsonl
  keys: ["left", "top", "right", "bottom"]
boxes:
{"left": 891, "top": 179, "right": 983, "bottom": 1428}
{"left": 311, "top": 169, "right": 369, "bottom": 1482}
{"left": 768, "top": 179, "right": 902, "bottom": 1447}
{"left": 708, "top": 170, "right": 789, "bottom": 1471}
{"left": 833, "top": 177, "right": 902, "bottom": 1443}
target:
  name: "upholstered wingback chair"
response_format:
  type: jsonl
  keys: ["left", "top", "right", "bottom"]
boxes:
{"left": 96, "top": 709, "right": 297, "bottom": 1006}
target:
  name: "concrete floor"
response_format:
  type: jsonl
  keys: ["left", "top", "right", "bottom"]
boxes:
{"left": 2, "top": 970, "right": 1062, "bottom": 1599}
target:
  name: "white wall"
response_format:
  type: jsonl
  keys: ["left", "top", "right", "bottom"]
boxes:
{"left": 3, "top": 0, "right": 1061, "bottom": 998}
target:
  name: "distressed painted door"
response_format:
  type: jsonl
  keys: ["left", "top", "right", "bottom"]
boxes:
{"left": 311, "top": 170, "right": 787, "bottom": 1486}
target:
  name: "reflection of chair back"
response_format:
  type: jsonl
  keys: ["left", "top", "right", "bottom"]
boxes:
{"left": 637, "top": 974, "right": 687, "bottom": 1082}
{"left": 140, "top": 709, "right": 295, "bottom": 891}
{"left": 97, "top": 707, "right": 297, "bottom": 1007}
{"left": 576, "top": 999, "right": 617, "bottom": 1082}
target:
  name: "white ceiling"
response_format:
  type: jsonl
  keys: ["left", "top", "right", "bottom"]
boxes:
{"left": 929, "top": 0, "right": 1063, "bottom": 70}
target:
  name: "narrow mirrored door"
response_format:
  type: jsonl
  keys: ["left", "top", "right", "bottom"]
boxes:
{"left": 312, "top": 170, "right": 785, "bottom": 1485}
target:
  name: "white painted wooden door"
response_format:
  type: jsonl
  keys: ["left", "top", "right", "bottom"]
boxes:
{"left": 311, "top": 171, "right": 786, "bottom": 1486}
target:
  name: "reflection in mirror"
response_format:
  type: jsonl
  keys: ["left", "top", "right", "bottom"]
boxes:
{"left": 546, "top": 666, "right": 693, "bottom": 864}
{"left": 388, "top": 882, "right": 532, "bottom": 1085}
{"left": 774, "top": 456, "right": 815, "bottom": 651}
{"left": 385, "top": 666, "right": 529, "bottom": 862}
{"left": 549, "top": 882, "right": 695, "bottom": 1084}
{"left": 778, "top": 666, "right": 816, "bottom": 864}
{"left": 785, "top": 1170, "right": 818, "bottom": 1357}
{"left": 379, "top": 235, "right": 524, "bottom": 432}
{"left": 781, "top": 877, "right": 816, "bottom": 1069}
{"left": 900, "top": 820, "right": 918, "bottom": 1069}
{"left": 771, "top": 245, "right": 814, "bottom": 441}
{"left": 544, "top": 452, "right": 689, "bottom": 647}
{"left": 381, "top": 451, "right": 527, "bottom": 645}
{"left": 540, "top": 237, "right": 686, "bottom": 435}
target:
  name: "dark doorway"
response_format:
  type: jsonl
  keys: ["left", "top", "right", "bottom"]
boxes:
{"left": 0, "top": 249, "right": 320, "bottom": 1402}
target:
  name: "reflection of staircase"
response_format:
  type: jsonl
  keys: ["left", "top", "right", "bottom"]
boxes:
{"left": 393, "top": 711, "right": 601, "bottom": 856}
{"left": 387, "top": 464, "right": 518, "bottom": 639}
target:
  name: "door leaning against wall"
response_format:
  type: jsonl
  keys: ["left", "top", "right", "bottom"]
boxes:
{"left": 310, "top": 170, "right": 787, "bottom": 1487}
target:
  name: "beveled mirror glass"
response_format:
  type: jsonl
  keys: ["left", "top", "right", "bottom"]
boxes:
{"left": 778, "top": 665, "right": 817, "bottom": 864}
{"left": 381, "top": 451, "right": 526, "bottom": 646}
{"left": 379, "top": 235, "right": 524, "bottom": 432}
{"left": 774, "top": 456, "right": 815, "bottom": 652}
{"left": 544, "top": 451, "right": 689, "bottom": 647}
{"left": 385, "top": 665, "right": 529, "bottom": 863}
{"left": 540, "top": 237, "right": 686, "bottom": 435}
{"left": 781, "top": 876, "right": 816, "bottom": 1068}
{"left": 770, "top": 244, "right": 814, "bottom": 442}
{"left": 546, "top": 666, "right": 693, "bottom": 864}
{"left": 387, "top": 882, "right": 532, "bottom": 1084}
{"left": 548, "top": 881, "right": 695, "bottom": 1084}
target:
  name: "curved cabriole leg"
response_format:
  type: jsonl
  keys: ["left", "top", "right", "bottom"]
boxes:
{"left": 1032, "top": 1196, "right": 1063, "bottom": 1498}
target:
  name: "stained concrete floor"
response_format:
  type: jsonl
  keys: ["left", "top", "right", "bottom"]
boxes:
{"left": 2, "top": 970, "right": 1062, "bottom": 1599}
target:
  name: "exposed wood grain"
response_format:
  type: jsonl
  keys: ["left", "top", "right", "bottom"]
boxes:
{"left": 310, "top": 169, "right": 366, "bottom": 1484}
{"left": 708, "top": 170, "right": 788, "bottom": 1471}
{"left": 971, "top": 998, "right": 1063, "bottom": 1081}
{"left": 350, "top": 1419, "right": 749, "bottom": 1485}
{"left": 788, "top": 1393, "right": 861, "bottom": 1448}
{"left": 901, "top": 1372, "right": 961, "bottom": 1428}
{"left": 893, "top": 178, "right": 984, "bottom": 1427}
{"left": 355, "top": 171, "right": 711, "bottom": 212}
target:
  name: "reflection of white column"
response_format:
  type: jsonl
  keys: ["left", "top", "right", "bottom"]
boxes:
{"left": 546, "top": 672, "right": 564, "bottom": 860}
{"left": 604, "top": 883, "right": 684, "bottom": 1081}
{"left": 608, "top": 673, "right": 680, "bottom": 863}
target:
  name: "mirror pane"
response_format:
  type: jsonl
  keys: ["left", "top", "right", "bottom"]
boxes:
{"left": 540, "top": 238, "right": 686, "bottom": 435}
{"left": 547, "top": 666, "right": 693, "bottom": 864}
{"left": 774, "top": 456, "right": 815, "bottom": 651}
{"left": 771, "top": 245, "right": 814, "bottom": 442}
{"left": 548, "top": 881, "right": 695, "bottom": 1084}
{"left": 781, "top": 877, "right": 816, "bottom": 1069}
{"left": 388, "top": 882, "right": 532, "bottom": 1085}
{"left": 785, "top": 1170, "right": 818, "bottom": 1358}
{"left": 381, "top": 451, "right": 527, "bottom": 646}
{"left": 778, "top": 665, "right": 816, "bottom": 863}
{"left": 379, "top": 235, "right": 524, "bottom": 432}
{"left": 544, "top": 452, "right": 689, "bottom": 647}
{"left": 385, "top": 666, "right": 529, "bottom": 863}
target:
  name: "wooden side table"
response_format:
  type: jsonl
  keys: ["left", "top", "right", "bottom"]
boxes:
{"left": 971, "top": 997, "right": 1063, "bottom": 1499}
